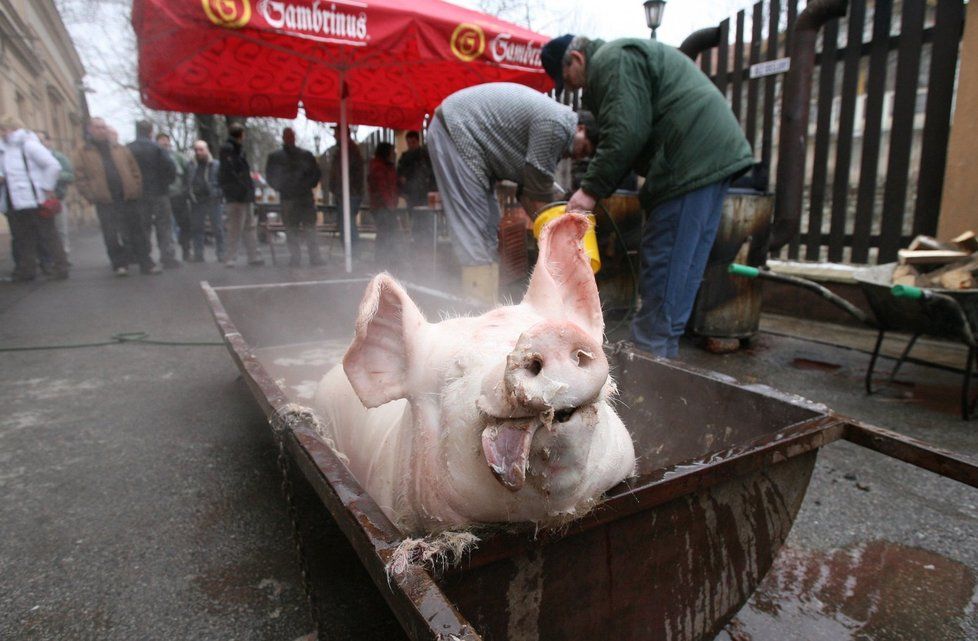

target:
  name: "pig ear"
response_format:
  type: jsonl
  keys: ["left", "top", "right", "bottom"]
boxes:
{"left": 523, "top": 213, "right": 604, "bottom": 341}
{"left": 343, "top": 274, "right": 427, "bottom": 408}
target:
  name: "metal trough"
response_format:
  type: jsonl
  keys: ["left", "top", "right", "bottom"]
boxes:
{"left": 202, "top": 278, "right": 977, "bottom": 641}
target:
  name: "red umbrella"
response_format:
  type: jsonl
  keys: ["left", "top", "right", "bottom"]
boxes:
{"left": 134, "top": 0, "right": 551, "bottom": 127}
{"left": 132, "top": 1, "right": 553, "bottom": 270}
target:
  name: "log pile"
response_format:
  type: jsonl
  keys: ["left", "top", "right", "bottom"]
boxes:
{"left": 893, "top": 232, "right": 978, "bottom": 289}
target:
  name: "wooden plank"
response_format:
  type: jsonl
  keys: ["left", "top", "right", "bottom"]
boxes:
{"left": 879, "top": 0, "right": 927, "bottom": 262}
{"left": 733, "top": 10, "right": 746, "bottom": 122}
{"left": 828, "top": 0, "right": 866, "bottom": 262}
{"left": 717, "top": 18, "right": 730, "bottom": 96}
{"left": 844, "top": 420, "right": 978, "bottom": 488}
{"left": 761, "top": 0, "right": 780, "bottom": 176}
{"left": 786, "top": 0, "right": 798, "bottom": 50}
{"left": 746, "top": 2, "right": 764, "bottom": 152}
{"left": 729, "top": 26, "right": 936, "bottom": 85}
{"left": 913, "top": 0, "right": 966, "bottom": 237}
{"left": 851, "top": 0, "right": 892, "bottom": 263}
{"left": 897, "top": 249, "right": 969, "bottom": 265}
{"left": 785, "top": 0, "right": 801, "bottom": 258}
{"left": 805, "top": 18, "right": 841, "bottom": 261}
{"left": 952, "top": 231, "right": 978, "bottom": 253}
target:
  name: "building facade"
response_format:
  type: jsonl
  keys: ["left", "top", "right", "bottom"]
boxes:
{"left": 0, "top": 0, "right": 89, "bottom": 231}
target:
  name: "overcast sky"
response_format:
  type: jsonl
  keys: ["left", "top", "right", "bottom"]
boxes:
{"left": 68, "top": 0, "right": 748, "bottom": 148}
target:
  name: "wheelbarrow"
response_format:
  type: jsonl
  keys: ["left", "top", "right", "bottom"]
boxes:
{"left": 730, "top": 262, "right": 978, "bottom": 419}
{"left": 202, "top": 277, "right": 978, "bottom": 640}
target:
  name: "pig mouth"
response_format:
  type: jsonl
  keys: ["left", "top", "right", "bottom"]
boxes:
{"left": 480, "top": 405, "right": 584, "bottom": 492}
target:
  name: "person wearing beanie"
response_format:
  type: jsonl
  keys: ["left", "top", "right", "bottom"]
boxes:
{"left": 541, "top": 34, "right": 753, "bottom": 359}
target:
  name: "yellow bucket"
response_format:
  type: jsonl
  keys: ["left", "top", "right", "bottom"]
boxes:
{"left": 532, "top": 202, "right": 601, "bottom": 273}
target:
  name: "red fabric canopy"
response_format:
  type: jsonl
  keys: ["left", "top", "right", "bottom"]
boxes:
{"left": 132, "top": 0, "right": 554, "bottom": 129}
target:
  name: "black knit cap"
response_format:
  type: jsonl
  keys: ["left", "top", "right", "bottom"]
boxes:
{"left": 541, "top": 34, "right": 574, "bottom": 96}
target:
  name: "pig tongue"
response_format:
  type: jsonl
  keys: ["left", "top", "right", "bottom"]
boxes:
{"left": 481, "top": 418, "right": 542, "bottom": 492}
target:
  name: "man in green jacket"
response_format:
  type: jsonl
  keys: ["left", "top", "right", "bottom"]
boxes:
{"left": 542, "top": 34, "right": 753, "bottom": 358}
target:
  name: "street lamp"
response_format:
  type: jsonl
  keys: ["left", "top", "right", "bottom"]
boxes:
{"left": 644, "top": 0, "right": 667, "bottom": 40}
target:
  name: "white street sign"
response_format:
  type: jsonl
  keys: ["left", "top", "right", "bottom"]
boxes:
{"left": 750, "top": 57, "right": 791, "bottom": 79}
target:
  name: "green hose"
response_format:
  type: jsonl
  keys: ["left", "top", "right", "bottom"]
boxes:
{"left": 891, "top": 284, "right": 924, "bottom": 300}
{"left": 0, "top": 332, "right": 223, "bottom": 352}
{"left": 728, "top": 263, "right": 760, "bottom": 278}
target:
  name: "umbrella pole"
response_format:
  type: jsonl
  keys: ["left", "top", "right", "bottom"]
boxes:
{"left": 340, "top": 77, "right": 353, "bottom": 273}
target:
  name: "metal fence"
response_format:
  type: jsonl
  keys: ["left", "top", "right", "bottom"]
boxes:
{"left": 691, "top": 0, "right": 964, "bottom": 264}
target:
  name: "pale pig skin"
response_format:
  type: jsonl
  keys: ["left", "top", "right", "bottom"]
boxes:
{"left": 313, "top": 214, "right": 636, "bottom": 534}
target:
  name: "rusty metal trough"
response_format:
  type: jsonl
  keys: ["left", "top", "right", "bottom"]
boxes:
{"left": 202, "top": 278, "right": 977, "bottom": 641}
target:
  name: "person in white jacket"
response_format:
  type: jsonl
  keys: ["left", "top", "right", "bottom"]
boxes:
{"left": 0, "top": 115, "right": 68, "bottom": 281}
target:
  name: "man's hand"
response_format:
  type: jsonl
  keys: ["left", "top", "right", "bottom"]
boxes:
{"left": 520, "top": 197, "right": 549, "bottom": 219}
{"left": 566, "top": 188, "right": 596, "bottom": 213}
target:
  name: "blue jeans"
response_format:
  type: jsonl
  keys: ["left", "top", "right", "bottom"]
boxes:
{"left": 631, "top": 180, "right": 730, "bottom": 358}
{"left": 190, "top": 198, "right": 225, "bottom": 260}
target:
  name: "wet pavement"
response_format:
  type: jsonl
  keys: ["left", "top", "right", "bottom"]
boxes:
{"left": 0, "top": 230, "right": 976, "bottom": 640}
{"left": 672, "top": 329, "right": 978, "bottom": 640}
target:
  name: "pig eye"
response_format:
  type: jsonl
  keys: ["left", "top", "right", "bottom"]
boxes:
{"left": 575, "top": 350, "right": 593, "bottom": 366}
{"left": 525, "top": 357, "right": 543, "bottom": 376}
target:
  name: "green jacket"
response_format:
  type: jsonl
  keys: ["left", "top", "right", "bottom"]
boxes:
{"left": 50, "top": 149, "right": 75, "bottom": 200}
{"left": 167, "top": 149, "right": 189, "bottom": 199}
{"left": 580, "top": 38, "right": 753, "bottom": 210}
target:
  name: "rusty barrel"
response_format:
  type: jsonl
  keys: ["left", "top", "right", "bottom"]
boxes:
{"left": 690, "top": 191, "right": 774, "bottom": 339}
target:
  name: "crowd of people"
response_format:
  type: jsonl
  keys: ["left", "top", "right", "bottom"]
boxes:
{"left": 0, "top": 116, "right": 436, "bottom": 279}
{"left": 4, "top": 31, "right": 747, "bottom": 359}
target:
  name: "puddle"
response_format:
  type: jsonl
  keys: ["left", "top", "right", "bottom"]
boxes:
{"left": 718, "top": 540, "right": 976, "bottom": 640}
{"left": 870, "top": 378, "right": 970, "bottom": 417}
{"left": 252, "top": 340, "right": 349, "bottom": 402}
{"left": 791, "top": 357, "right": 843, "bottom": 372}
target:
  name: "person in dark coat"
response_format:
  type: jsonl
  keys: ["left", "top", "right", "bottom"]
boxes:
{"left": 543, "top": 34, "right": 753, "bottom": 358}
{"left": 325, "top": 126, "right": 364, "bottom": 251}
{"left": 368, "top": 142, "right": 400, "bottom": 263}
{"left": 396, "top": 130, "right": 434, "bottom": 209}
{"left": 188, "top": 140, "right": 224, "bottom": 262}
{"left": 218, "top": 123, "right": 262, "bottom": 267}
{"left": 73, "top": 117, "right": 151, "bottom": 276}
{"left": 265, "top": 127, "right": 323, "bottom": 266}
{"left": 157, "top": 132, "right": 192, "bottom": 261}
{"left": 128, "top": 120, "right": 178, "bottom": 268}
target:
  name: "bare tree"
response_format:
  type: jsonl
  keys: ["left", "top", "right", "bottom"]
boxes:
{"left": 477, "top": 0, "right": 545, "bottom": 30}
{"left": 55, "top": 0, "right": 289, "bottom": 169}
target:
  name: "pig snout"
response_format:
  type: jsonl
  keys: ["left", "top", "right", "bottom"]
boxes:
{"left": 504, "top": 321, "right": 608, "bottom": 412}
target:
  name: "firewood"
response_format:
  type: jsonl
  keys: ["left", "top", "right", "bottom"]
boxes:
{"left": 897, "top": 249, "right": 970, "bottom": 265}
{"left": 951, "top": 231, "right": 978, "bottom": 253}
{"left": 916, "top": 257, "right": 978, "bottom": 289}
{"left": 907, "top": 235, "right": 954, "bottom": 252}
{"left": 891, "top": 264, "right": 920, "bottom": 286}
{"left": 938, "top": 268, "right": 976, "bottom": 290}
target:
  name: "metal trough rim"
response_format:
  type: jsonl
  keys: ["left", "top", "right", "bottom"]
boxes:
{"left": 201, "top": 278, "right": 978, "bottom": 641}
{"left": 202, "top": 279, "right": 481, "bottom": 640}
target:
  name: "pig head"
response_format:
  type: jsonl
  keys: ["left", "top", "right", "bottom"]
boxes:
{"left": 314, "top": 214, "right": 636, "bottom": 534}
